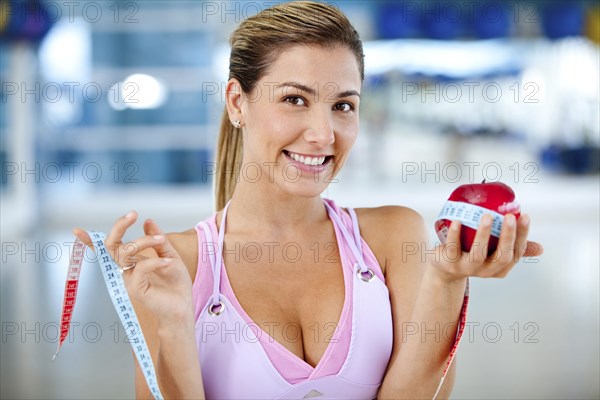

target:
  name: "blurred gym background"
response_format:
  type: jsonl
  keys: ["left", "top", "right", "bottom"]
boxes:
{"left": 1, "top": 1, "right": 598, "bottom": 398}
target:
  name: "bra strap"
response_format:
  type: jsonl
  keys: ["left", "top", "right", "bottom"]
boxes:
{"left": 197, "top": 221, "right": 216, "bottom": 270}
{"left": 347, "top": 207, "right": 364, "bottom": 260}
{"left": 323, "top": 201, "right": 369, "bottom": 273}
{"left": 211, "top": 200, "right": 231, "bottom": 305}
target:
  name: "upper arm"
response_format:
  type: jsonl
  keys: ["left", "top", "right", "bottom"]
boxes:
{"left": 356, "top": 206, "right": 430, "bottom": 382}
{"left": 381, "top": 206, "right": 429, "bottom": 353}
{"left": 363, "top": 206, "right": 458, "bottom": 397}
{"left": 132, "top": 230, "right": 199, "bottom": 398}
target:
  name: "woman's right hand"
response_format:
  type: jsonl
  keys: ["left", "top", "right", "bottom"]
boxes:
{"left": 72, "top": 211, "right": 194, "bottom": 326}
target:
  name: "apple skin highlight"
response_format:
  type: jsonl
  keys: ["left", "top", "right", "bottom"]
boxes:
{"left": 435, "top": 181, "right": 521, "bottom": 255}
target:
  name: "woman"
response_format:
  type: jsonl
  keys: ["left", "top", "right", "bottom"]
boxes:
{"left": 75, "top": 2, "right": 543, "bottom": 399}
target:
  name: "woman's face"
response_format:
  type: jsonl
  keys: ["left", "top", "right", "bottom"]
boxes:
{"left": 238, "top": 44, "right": 362, "bottom": 198}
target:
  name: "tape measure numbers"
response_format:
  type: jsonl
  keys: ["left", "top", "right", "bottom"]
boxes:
{"left": 436, "top": 200, "right": 505, "bottom": 242}
{"left": 54, "top": 231, "right": 163, "bottom": 400}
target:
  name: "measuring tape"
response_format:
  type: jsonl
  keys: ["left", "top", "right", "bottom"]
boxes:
{"left": 53, "top": 231, "right": 163, "bottom": 400}
{"left": 432, "top": 278, "right": 469, "bottom": 400}
{"left": 431, "top": 200, "right": 487, "bottom": 398}
{"left": 52, "top": 223, "right": 471, "bottom": 400}
{"left": 436, "top": 200, "right": 505, "bottom": 239}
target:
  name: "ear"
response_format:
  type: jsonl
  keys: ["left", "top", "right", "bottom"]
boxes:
{"left": 225, "top": 78, "right": 244, "bottom": 126}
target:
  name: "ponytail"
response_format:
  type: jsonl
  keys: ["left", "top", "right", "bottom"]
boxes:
{"left": 215, "top": 108, "right": 243, "bottom": 210}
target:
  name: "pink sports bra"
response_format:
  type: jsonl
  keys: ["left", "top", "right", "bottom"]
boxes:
{"left": 192, "top": 198, "right": 394, "bottom": 399}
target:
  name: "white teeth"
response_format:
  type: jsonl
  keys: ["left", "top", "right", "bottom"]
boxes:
{"left": 287, "top": 152, "right": 327, "bottom": 166}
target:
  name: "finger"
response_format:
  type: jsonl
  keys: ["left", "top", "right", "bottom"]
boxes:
{"left": 523, "top": 241, "right": 544, "bottom": 257}
{"left": 123, "top": 257, "right": 172, "bottom": 295}
{"left": 73, "top": 228, "right": 94, "bottom": 251}
{"left": 442, "top": 220, "right": 462, "bottom": 265}
{"left": 129, "top": 256, "right": 172, "bottom": 275}
{"left": 513, "top": 214, "right": 531, "bottom": 261}
{"left": 491, "top": 263, "right": 517, "bottom": 279}
{"left": 487, "top": 213, "right": 518, "bottom": 271}
{"left": 143, "top": 219, "right": 179, "bottom": 259}
{"left": 119, "top": 234, "right": 164, "bottom": 267}
{"left": 120, "top": 235, "right": 165, "bottom": 258}
{"left": 469, "top": 214, "right": 493, "bottom": 267}
{"left": 106, "top": 211, "right": 137, "bottom": 249}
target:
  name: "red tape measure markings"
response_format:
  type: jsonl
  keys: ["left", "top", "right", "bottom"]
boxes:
{"left": 53, "top": 234, "right": 163, "bottom": 399}
{"left": 53, "top": 240, "right": 85, "bottom": 360}
{"left": 433, "top": 278, "right": 470, "bottom": 399}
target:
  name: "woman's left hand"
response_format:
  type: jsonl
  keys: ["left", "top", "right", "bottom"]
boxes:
{"left": 430, "top": 213, "right": 544, "bottom": 283}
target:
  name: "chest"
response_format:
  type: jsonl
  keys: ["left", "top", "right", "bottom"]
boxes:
{"left": 222, "top": 237, "right": 347, "bottom": 368}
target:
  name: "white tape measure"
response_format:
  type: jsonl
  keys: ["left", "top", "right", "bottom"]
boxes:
{"left": 436, "top": 200, "right": 505, "bottom": 237}
{"left": 53, "top": 231, "right": 163, "bottom": 400}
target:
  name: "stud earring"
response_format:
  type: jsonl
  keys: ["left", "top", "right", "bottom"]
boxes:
{"left": 233, "top": 120, "right": 241, "bottom": 128}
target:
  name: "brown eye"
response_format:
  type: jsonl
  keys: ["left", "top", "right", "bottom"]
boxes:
{"left": 284, "top": 96, "right": 306, "bottom": 106}
{"left": 335, "top": 102, "right": 354, "bottom": 112}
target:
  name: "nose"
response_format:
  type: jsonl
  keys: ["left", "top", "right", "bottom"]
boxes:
{"left": 303, "top": 109, "right": 335, "bottom": 147}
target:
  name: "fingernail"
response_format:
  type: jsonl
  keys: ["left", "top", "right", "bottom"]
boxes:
{"left": 162, "top": 258, "right": 172, "bottom": 264}
{"left": 125, "top": 211, "right": 135, "bottom": 218}
{"left": 451, "top": 220, "right": 460, "bottom": 231}
{"left": 521, "top": 214, "right": 530, "bottom": 227}
{"left": 153, "top": 235, "right": 164, "bottom": 241}
{"left": 482, "top": 214, "right": 492, "bottom": 227}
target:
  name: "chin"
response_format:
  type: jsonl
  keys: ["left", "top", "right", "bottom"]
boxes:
{"left": 278, "top": 179, "right": 331, "bottom": 199}
{"left": 269, "top": 156, "right": 341, "bottom": 198}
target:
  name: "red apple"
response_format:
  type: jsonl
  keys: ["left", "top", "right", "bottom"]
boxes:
{"left": 435, "top": 181, "right": 521, "bottom": 255}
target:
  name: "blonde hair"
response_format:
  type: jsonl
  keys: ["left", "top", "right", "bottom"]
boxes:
{"left": 214, "top": 1, "right": 364, "bottom": 210}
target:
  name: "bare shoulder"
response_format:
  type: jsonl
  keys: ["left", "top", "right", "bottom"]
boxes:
{"left": 354, "top": 205, "right": 426, "bottom": 233}
{"left": 350, "top": 205, "right": 428, "bottom": 275}
{"left": 165, "top": 229, "right": 200, "bottom": 283}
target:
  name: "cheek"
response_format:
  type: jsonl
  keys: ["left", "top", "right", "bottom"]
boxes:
{"left": 244, "top": 111, "right": 295, "bottom": 154}
{"left": 338, "top": 122, "right": 359, "bottom": 149}
{"left": 258, "top": 113, "right": 301, "bottom": 142}
{"left": 247, "top": 100, "right": 284, "bottom": 128}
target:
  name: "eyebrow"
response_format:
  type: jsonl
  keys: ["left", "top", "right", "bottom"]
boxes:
{"left": 275, "top": 81, "right": 360, "bottom": 99}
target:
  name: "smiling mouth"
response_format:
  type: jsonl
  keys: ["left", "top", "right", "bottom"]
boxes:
{"left": 282, "top": 150, "right": 333, "bottom": 166}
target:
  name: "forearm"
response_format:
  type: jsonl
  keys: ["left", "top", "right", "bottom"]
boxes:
{"left": 156, "top": 315, "right": 205, "bottom": 399}
{"left": 379, "top": 266, "right": 467, "bottom": 399}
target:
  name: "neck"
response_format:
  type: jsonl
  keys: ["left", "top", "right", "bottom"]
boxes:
{"left": 221, "top": 175, "right": 328, "bottom": 236}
